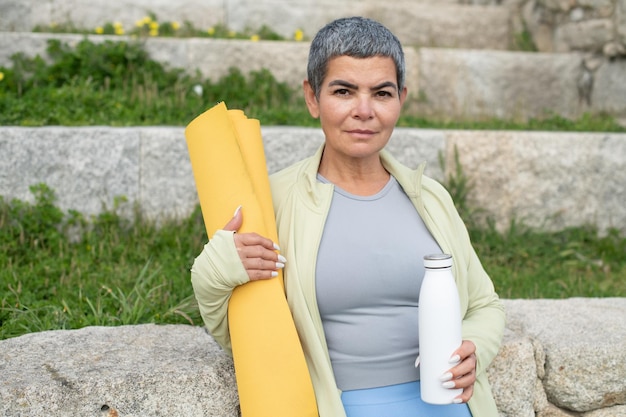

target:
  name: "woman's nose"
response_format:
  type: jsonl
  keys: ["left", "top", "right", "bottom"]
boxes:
{"left": 352, "top": 95, "right": 374, "bottom": 120}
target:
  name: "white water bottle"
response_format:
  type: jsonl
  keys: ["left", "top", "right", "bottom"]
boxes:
{"left": 418, "top": 253, "right": 463, "bottom": 404}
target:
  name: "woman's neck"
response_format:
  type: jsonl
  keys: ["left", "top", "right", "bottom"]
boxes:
{"left": 318, "top": 153, "right": 390, "bottom": 196}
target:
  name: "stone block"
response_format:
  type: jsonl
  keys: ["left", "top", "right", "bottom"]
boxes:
{"left": 618, "top": 0, "right": 626, "bottom": 41}
{"left": 0, "top": 127, "right": 140, "bottom": 216}
{"left": 261, "top": 126, "right": 325, "bottom": 174}
{"left": 185, "top": 38, "right": 309, "bottom": 88}
{"left": 370, "top": 4, "right": 511, "bottom": 50}
{"left": 487, "top": 329, "right": 537, "bottom": 417}
{"left": 416, "top": 48, "right": 584, "bottom": 121}
{"left": 445, "top": 130, "right": 626, "bottom": 234}
{"left": 0, "top": 32, "right": 56, "bottom": 67}
{"left": 143, "top": 37, "right": 190, "bottom": 72}
{"left": 0, "top": 324, "right": 239, "bottom": 417}
{"left": 2, "top": 127, "right": 626, "bottom": 235}
{"left": 0, "top": 0, "right": 39, "bottom": 32}
{"left": 554, "top": 19, "right": 614, "bottom": 52}
{"left": 45, "top": 0, "right": 223, "bottom": 34}
{"left": 262, "top": 126, "right": 445, "bottom": 179}
{"left": 504, "top": 298, "right": 626, "bottom": 412}
{"left": 592, "top": 58, "right": 626, "bottom": 114}
{"left": 1, "top": 299, "right": 624, "bottom": 416}
{"left": 385, "top": 128, "right": 446, "bottom": 180}
{"left": 138, "top": 127, "right": 198, "bottom": 220}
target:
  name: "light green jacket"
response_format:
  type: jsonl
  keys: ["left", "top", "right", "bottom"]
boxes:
{"left": 191, "top": 145, "right": 505, "bottom": 417}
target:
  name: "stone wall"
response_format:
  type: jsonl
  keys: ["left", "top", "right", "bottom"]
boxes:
{"left": 1, "top": 0, "right": 625, "bottom": 57}
{"left": 519, "top": 0, "right": 626, "bottom": 57}
{"left": 1, "top": 126, "right": 625, "bottom": 235}
{"left": 1, "top": 299, "right": 625, "bottom": 416}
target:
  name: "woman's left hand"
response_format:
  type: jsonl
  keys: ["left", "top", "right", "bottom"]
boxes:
{"left": 441, "top": 340, "right": 477, "bottom": 404}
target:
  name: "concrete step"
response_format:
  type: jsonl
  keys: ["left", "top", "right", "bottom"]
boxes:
{"left": 0, "top": 0, "right": 512, "bottom": 50}
{"left": 1, "top": 126, "right": 625, "bottom": 235}
{"left": 1, "top": 32, "right": 625, "bottom": 122}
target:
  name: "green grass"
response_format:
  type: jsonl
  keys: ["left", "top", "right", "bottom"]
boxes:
{"left": 0, "top": 38, "right": 624, "bottom": 131}
{"left": 1, "top": 183, "right": 624, "bottom": 341}
{"left": 0, "top": 184, "right": 206, "bottom": 340}
{"left": 0, "top": 38, "right": 308, "bottom": 127}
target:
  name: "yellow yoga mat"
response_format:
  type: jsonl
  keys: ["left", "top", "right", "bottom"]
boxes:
{"left": 185, "top": 102, "right": 318, "bottom": 417}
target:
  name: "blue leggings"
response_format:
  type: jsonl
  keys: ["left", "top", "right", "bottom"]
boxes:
{"left": 341, "top": 381, "right": 472, "bottom": 417}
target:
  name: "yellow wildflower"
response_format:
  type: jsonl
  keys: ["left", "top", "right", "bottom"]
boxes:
{"left": 149, "top": 28, "right": 159, "bottom": 36}
{"left": 142, "top": 16, "right": 152, "bottom": 25}
{"left": 113, "top": 22, "right": 124, "bottom": 35}
{"left": 0, "top": 72, "right": 4, "bottom": 82}
{"left": 250, "top": 34, "right": 260, "bottom": 42}
{"left": 294, "top": 29, "right": 304, "bottom": 41}
{"left": 172, "top": 21, "right": 180, "bottom": 31}
{"left": 135, "top": 19, "right": 144, "bottom": 28}
{"left": 95, "top": 26, "right": 104, "bottom": 34}
{"left": 149, "top": 21, "right": 159, "bottom": 30}
{"left": 207, "top": 27, "right": 215, "bottom": 36}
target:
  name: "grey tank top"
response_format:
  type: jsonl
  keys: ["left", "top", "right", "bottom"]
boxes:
{"left": 316, "top": 175, "right": 441, "bottom": 391}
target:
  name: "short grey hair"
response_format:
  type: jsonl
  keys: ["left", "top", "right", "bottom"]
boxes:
{"left": 307, "top": 16, "right": 406, "bottom": 99}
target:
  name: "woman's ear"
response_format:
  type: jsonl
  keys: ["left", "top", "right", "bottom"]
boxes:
{"left": 303, "top": 80, "right": 320, "bottom": 119}
{"left": 399, "top": 86, "right": 408, "bottom": 106}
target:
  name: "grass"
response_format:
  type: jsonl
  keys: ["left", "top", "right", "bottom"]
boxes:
{"left": 1, "top": 179, "right": 625, "bottom": 341}
{"left": 0, "top": 38, "right": 624, "bottom": 131}
{"left": 471, "top": 223, "right": 626, "bottom": 299}
{"left": 440, "top": 150, "right": 626, "bottom": 299}
{"left": 0, "top": 184, "right": 206, "bottom": 340}
{"left": 0, "top": 38, "right": 307, "bottom": 127}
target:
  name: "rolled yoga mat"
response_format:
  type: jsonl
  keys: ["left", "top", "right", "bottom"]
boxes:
{"left": 185, "top": 102, "right": 318, "bottom": 417}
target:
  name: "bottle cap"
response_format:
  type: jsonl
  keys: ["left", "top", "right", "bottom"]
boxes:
{"left": 423, "top": 253, "right": 452, "bottom": 269}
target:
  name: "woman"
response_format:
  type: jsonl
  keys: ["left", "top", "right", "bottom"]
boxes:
{"left": 191, "top": 16, "right": 505, "bottom": 417}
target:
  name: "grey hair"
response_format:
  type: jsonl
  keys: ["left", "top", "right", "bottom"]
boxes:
{"left": 307, "top": 16, "right": 406, "bottom": 99}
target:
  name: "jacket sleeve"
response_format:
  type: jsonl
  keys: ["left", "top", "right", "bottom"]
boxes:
{"left": 190, "top": 230, "right": 250, "bottom": 356}
{"left": 460, "top": 241, "right": 505, "bottom": 377}
{"left": 422, "top": 176, "right": 505, "bottom": 377}
{"left": 445, "top": 196, "right": 505, "bottom": 377}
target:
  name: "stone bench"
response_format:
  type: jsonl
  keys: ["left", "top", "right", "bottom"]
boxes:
{"left": 1, "top": 298, "right": 625, "bottom": 416}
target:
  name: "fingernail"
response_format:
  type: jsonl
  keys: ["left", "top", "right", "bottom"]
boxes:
{"left": 439, "top": 372, "right": 453, "bottom": 382}
{"left": 273, "top": 242, "right": 281, "bottom": 251}
{"left": 453, "top": 398, "right": 463, "bottom": 404}
{"left": 449, "top": 354, "right": 461, "bottom": 364}
{"left": 233, "top": 205, "right": 242, "bottom": 217}
{"left": 278, "top": 254, "right": 287, "bottom": 263}
{"left": 414, "top": 356, "right": 420, "bottom": 368}
{"left": 276, "top": 262, "right": 285, "bottom": 269}
{"left": 442, "top": 381, "right": 456, "bottom": 389}
{"left": 271, "top": 271, "right": 278, "bottom": 277}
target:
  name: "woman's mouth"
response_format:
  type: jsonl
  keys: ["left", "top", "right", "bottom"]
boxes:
{"left": 347, "top": 129, "right": 376, "bottom": 136}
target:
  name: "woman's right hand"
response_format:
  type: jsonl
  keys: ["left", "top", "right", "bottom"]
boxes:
{"left": 224, "top": 206, "right": 286, "bottom": 281}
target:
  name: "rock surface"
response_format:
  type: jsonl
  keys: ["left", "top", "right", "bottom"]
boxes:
{"left": 1, "top": 299, "right": 625, "bottom": 416}
{"left": 1, "top": 325, "right": 239, "bottom": 417}
{"left": 1, "top": 127, "right": 624, "bottom": 236}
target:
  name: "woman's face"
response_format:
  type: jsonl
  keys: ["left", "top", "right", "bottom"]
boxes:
{"left": 304, "top": 55, "right": 407, "bottom": 164}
